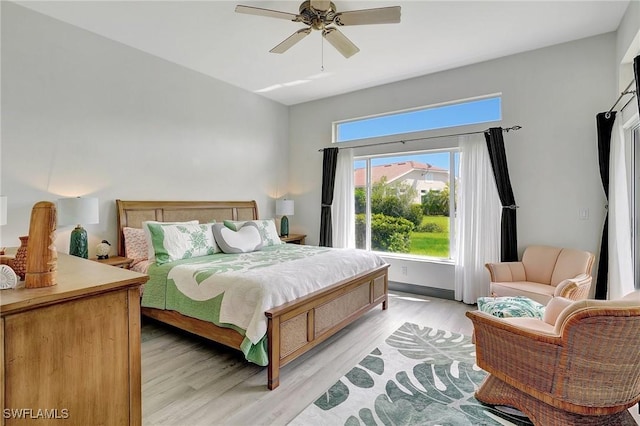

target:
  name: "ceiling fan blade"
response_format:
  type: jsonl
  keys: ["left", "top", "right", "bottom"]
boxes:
{"left": 322, "top": 27, "right": 359, "bottom": 58}
{"left": 310, "top": 0, "right": 331, "bottom": 11}
{"left": 334, "top": 6, "right": 401, "bottom": 26}
{"left": 270, "top": 28, "right": 312, "bottom": 54}
{"left": 235, "top": 5, "right": 299, "bottom": 21}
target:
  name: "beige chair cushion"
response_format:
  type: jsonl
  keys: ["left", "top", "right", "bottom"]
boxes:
{"left": 490, "top": 281, "right": 555, "bottom": 305}
{"left": 521, "top": 246, "right": 562, "bottom": 285}
{"left": 622, "top": 290, "right": 640, "bottom": 302}
{"left": 550, "top": 248, "right": 595, "bottom": 286}
{"left": 502, "top": 317, "right": 557, "bottom": 335}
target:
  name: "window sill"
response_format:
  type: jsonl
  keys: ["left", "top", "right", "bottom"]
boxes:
{"left": 376, "top": 251, "right": 455, "bottom": 265}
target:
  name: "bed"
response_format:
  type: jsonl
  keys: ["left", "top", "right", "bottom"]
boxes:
{"left": 116, "top": 200, "right": 389, "bottom": 389}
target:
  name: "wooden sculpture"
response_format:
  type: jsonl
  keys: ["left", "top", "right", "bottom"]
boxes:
{"left": 25, "top": 201, "right": 57, "bottom": 288}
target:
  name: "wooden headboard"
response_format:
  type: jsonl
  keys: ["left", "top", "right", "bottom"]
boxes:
{"left": 115, "top": 200, "right": 259, "bottom": 257}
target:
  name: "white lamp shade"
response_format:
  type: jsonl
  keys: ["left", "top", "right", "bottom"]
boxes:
{"left": 276, "top": 199, "right": 294, "bottom": 216}
{"left": 57, "top": 197, "right": 99, "bottom": 226}
{"left": 0, "top": 196, "right": 6, "bottom": 226}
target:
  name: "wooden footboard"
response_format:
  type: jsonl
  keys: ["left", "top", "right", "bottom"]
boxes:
{"left": 141, "top": 264, "right": 389, "bottom": 390}
{"left": 265, "top": 264, "right": 389, "bottom": 390}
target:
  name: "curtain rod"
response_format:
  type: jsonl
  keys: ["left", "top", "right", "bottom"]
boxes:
{"left": 605, "top": 80, "right": 637, "bottom": 118}
{"left": 318, "top": 125, "right": 522, "bottom": 152}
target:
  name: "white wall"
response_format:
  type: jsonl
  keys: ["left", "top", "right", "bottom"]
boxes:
{"left": 289, "top": 33, "right": 616, "bottom": 292}
{"left": 1, "top": 2, "right": 289, "bottom": 256}
{"left": 616, "top": 0, "right": 639, "bottom": 123}
{"left": 616, "top": 0, "right": 639, "bottom": 87}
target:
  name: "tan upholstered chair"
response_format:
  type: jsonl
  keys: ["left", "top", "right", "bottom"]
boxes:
{"left": 485, "top": 245, "right": 595, "bottom": 305}
{"left": 466, "top": 291, "right": 640, "bottom": 425}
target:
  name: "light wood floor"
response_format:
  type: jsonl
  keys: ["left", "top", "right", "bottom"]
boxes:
{"left": 141, "top": 292, "right": 640, "bottom": 426}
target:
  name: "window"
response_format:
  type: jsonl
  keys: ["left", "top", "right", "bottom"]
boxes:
{"left": 355, "top": 151, "right": 459, "bottom": 259}
{"left": 336, "top": 96, "right": 501, "bottom": 143}
{"left": 344, "top": 95, "right": 500, "bottom": 260}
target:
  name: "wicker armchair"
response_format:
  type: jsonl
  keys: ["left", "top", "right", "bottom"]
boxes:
{"left": 486, "top": 245, "right": 595, "bottom": 305}
{"left": 466, "top": 291, "right": 640, "bottom": 425}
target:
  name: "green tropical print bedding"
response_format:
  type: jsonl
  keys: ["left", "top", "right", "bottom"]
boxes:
{"left": 140, "top": 244, "right": 331, "bottom": 365}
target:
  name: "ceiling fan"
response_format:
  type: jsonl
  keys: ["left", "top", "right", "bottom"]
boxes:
{"left": 235, "top": 1, "right": 401, "bottom": 58}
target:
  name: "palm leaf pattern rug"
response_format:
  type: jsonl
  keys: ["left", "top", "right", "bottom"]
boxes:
{"left": 290, "top": 323, "right": 533, "bottom": 426}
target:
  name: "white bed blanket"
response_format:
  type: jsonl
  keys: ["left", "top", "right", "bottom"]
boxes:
{"left": 167, "top": 247, "right": 386, "bottom": 344}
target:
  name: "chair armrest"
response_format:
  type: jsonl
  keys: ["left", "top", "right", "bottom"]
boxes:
{"left": 466, "top": 311, "right": 562, "bottom": 394}
{"left": 542, "top": 297, "right": 574, "bottom": 325}
{"left": 485, "top": 262, "right": 526, "bottom": 282}
{"left": 467, "top": 311, "right": 561, "bottom": 343}
{"left": 553, "top": 273, "right": 592, "bottom": 300}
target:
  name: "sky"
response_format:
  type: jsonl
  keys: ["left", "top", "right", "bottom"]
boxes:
{"left": 337, "top": 96, "right": 501, "bottom": 144}
{"left": 348, "top": 97, "right": 499, "bottom": 170}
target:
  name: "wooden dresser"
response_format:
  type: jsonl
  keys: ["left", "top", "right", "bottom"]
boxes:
{"left": 0, "top": 253, "right": 148, "bottom": 425}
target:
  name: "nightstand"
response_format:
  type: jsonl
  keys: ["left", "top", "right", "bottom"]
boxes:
{"left": 280, "top": 234, "right": 306, "bottom": 245}
{"left": 94, "top": 256, "right": 133, "bottom": 269}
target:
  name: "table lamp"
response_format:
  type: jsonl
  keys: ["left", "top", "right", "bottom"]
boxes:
{"left": 276, "top": 199, "right": 294, "bottom": 237}
{"left": 57, "top": 197, "right": 99, "bottom": 258}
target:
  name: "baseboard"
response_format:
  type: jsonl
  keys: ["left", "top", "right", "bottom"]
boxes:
{"left": 389, "top": 281, "right": 455, "bottom": 300}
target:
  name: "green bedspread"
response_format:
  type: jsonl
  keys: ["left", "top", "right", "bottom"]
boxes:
{"left": 141, "top": 245, "right": 332, "bottom": 365}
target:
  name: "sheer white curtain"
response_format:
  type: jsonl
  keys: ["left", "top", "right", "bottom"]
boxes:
{"left": 332, "top": 148, "right": 355, "bottom": 248}
{"left": 455, "top": 134, "right": 502, "bottom": 304}
{"left": 608, "top": 120, "right": 634, "bottom": 299}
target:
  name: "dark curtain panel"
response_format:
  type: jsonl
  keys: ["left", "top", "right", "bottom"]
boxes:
{"left": 595, "top": 112, "right": 616, "bottom": 299}
{"left": 319, "top": 147, "right": 339, "bottom": 247}
{"left": 485, "top": 127, "right": 518, "bottom": 262}
{"left": 635, "top": 55, "right": 639, "bottom": 113}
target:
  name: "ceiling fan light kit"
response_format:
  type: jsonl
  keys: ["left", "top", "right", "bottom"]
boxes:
{"left": 235, "top": 1, "right": 401, "bottom": 58}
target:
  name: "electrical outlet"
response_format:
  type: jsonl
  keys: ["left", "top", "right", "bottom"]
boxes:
{"left": 401, "top": 266, "right": 408, "bottom": 276}
{"left": 578, "top": 208, "right": 589, "bottom": 220}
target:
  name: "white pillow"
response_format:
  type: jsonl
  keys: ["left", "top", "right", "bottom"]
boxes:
{"left": 143, "top": 220, "right": 199, "bottom": 263}
{"left": 223, "top": 219, "right": 283, "bottom": 247}
{"left": 212, "top": 223, "right": 263, "bottom": 254}
{"left": 147, "top": 222, "right": 219, "bottom": 265}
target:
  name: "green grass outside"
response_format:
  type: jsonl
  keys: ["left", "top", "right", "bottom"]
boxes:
{"left": 410, "top": 215, "right": 450, "bottom": 258}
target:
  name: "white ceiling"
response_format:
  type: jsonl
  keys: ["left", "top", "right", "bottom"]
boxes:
{"left": 16, "top": 0, "right": 630, "bottom": 106}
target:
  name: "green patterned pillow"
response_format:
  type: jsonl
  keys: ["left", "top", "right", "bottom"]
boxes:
{"left": 142, "top": 220, "right": 199, "bottom": 263}
{"left": 223, "top": 219, "right": 283, "bottom": 247}
{"left": 147, "top": 222, "right": 219, "bottom": 265}
{"left": 477, "top": 296, "right": 545, "bottom": 319}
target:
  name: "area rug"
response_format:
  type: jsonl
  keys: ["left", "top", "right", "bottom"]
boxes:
{"left": 290, "top": 322, "right": 533, "bottom": 426}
